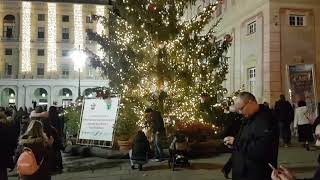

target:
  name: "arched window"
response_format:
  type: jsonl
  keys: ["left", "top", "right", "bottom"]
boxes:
{"left": 3, "top": 15, "right": 15, "bottom": 39}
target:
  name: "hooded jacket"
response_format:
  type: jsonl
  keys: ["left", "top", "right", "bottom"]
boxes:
{"left": 131, "top": 132, "right": 151, "bottom": 161}
{"left": 17, "top": 134, "right": 50, "bottom": 180}
{"left": 0, "top": 112, "right": 14, "bottom": 168}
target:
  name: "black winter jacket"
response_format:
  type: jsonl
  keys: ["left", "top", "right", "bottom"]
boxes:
{"left": 274, "top": 99, "right": 294, "bottom": 124}
{"left": 131, "top": 133, "right": 151, "bottom": 161}
{"left": 0, "top": 112, "right": 17, "bottom": 169}
{"left": 232, "top": 105, "right": 279, "bottom": 180}
{"left": 150, "top": 111, "right": 165, "bottom": 134}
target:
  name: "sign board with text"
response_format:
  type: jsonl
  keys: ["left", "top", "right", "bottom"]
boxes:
{"left": 78, "top": 97, "right": 119, "bottom": 146}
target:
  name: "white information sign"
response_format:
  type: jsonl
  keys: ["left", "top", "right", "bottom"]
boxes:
{"left": 79, "top": 97, "right": 120, "bottom": 141}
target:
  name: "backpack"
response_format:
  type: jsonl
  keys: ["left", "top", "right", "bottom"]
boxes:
{"left": 17, "top": 147, "right": 43, "bottom": 176}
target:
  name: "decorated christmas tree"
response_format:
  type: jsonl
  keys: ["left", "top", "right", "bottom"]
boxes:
{"left": 86, "top": 0, "right": 232, "bottom": 136}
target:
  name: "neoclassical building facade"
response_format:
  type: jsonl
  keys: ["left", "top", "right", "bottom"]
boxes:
{"left": 0, "top": 0, "right": 110, "bottom": 108}
{"left": 190, "top": 0, "right": 320, "bottom": 106}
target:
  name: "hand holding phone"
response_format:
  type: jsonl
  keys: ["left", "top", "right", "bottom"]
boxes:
{"left": 268, "top": 163, "right": 276, "bottom": 170}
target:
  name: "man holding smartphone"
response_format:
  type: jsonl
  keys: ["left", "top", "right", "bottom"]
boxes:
{"left": 224, "top": 92, "right": 279, "bottom": 180}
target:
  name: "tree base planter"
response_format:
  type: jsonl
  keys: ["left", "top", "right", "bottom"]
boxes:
{"left": 117, "top": 140, "right": 132, "bottom": 153}
{"left": 189, "top": 140, "right": 226, "bottom": 158}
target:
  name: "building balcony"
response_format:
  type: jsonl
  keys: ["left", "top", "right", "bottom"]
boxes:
{"left": 1, "top": 37, "right": 19, "bottom": 42}
{"left": 60, "top": 74, "right": 70, "bottom": 79}
{"left": 0, "top": 74, "right": 17, "bottom": 79}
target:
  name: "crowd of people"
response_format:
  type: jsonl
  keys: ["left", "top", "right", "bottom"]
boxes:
{"left": 0, "top": 105, "right": 65, "bottom": 180}
{"left": 1, "top": 91, "right": 320, "bottom": 180}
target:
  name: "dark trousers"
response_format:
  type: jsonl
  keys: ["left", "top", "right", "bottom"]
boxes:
{"left": 222, "top": 156, "right": 232, "bottom": 174}
{"left": 279, "top": 122, "right": 291, "bottom": 144}
{"left": 0, "top": 168, "right": 8, "bottom": 180}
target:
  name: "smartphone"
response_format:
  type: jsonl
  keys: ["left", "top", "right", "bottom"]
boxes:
{"left": 268, "top": 163, "right": 276, "bottom": 170}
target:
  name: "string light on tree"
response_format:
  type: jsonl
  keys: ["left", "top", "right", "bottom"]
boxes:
{"left": 85, "top": 1, "right": 232, "bottom": 128}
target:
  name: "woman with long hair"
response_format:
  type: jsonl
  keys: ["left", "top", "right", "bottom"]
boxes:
{"left": 17, "top": 120, "right": 53, "bottom": 180}
{"left": 294, "top": 100, "right": 314, "bottom": 151}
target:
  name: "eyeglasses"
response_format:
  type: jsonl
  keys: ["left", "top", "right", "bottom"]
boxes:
{"left": 238, "top": 101, "right": 250, "bottom": 113}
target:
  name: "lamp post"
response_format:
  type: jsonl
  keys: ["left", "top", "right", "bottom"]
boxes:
{"left": 71, "top": 50, "right": 87, "bottom": 100}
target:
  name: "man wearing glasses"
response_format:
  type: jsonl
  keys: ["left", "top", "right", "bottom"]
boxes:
{"left": 224, "top": 92, "right": 279, "bottom": 180}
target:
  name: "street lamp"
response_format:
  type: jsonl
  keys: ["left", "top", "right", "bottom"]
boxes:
{"left": 71, "top": 50, "right": 87, "bottom": 99}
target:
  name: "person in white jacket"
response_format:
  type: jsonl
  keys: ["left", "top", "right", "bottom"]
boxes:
{"left": 294, "top": 100, "right": 314, "bottom": 151}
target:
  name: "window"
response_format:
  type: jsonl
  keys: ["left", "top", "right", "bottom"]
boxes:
{"left": 37, "top": 49, "right": 45, "bottom": 56}
{"left": 62, "top": 28, "right": 69, "bottom": 40}
{"left": 5, "top": 48, "right": 12, "bottom": 55}
{"left": 61, "top": 65, "right": 69, "bottom": 78}
{"left": 38, "top": 27, "right": 45, "bottom": 39}
{"left": 248, "top": 67, "right": 256, "bottom": 94}
{"left": 247, "top": 21, "right": 256, "bottom": 35}
{"left": 38, "top": 14, "right": 45, "bottom": 21}
{"left": 289, "top": 15, "right": 305, "bottom": 27}
{"left": 62, "top": 50, "right": 69, "bottom": 57}
{"left": 5, "top": 64, "right": 12, "bottom": 76}
{"left": 86, "top": 28, "right": 93, "bottom": 40}
{"left": 37, "top": 63, "right": 45, "bottom": 76}
{"left": 86, "top": 16, "right": 93, "bottom": 23}
{"left": 3, "top": 15, "right": 15, "bottom": 38}
{"left": 62, "top": 15, "right": 69, "bottom": 22}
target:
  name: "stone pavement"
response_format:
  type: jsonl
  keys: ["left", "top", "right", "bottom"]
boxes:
{"left": 9, "top": 146, "right": 320, "bottom": 180}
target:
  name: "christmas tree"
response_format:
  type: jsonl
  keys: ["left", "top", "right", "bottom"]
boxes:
{"left": 87, "top": 0, "right": 232, "bottom": 134}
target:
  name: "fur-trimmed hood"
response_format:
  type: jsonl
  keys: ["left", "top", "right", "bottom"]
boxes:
{"left": 0, "top": 112, "right": 13, "bottom": 126}
{"left": 18, "top": 134, "right": 48, "bottom": 146}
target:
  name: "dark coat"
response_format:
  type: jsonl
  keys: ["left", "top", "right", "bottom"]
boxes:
{"left": 274, "top": 99, "right": 294, "bottom": 124}
{"left": 150, "top": 111, "right": 165, "bottom": 134}
{"left": 131, "top": 133, "right": 151, "bottom": 161}
{"left": 221, "top": 112, "right": 243, "bottom": 138}
{"left": 0, "top": 113, "right": 15, "bottom": 169}
{"left": 232, "top": 105, "right": 279, "bottom": 180}
{"left": 17, "top": 135, "right": 50, "bottom": 180}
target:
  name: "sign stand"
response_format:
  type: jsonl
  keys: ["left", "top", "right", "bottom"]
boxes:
{"left": 76, "top": 96, "right": 120, "bottom": 148}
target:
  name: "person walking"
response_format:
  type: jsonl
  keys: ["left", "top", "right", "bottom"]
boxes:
{"left": 145, "top": 108, "right": 165, "bottom": 162}
{"left": 224, "top": 92, "right": 279, "bottom": 180}
{"left": 16, "top": 120, "right": 54, "bottom": 180}
{"left": 294, "top": 100, "right": 314, "bottom": 151}
{"left": 274, "top": 95, "right": 294, "bottom": 147}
